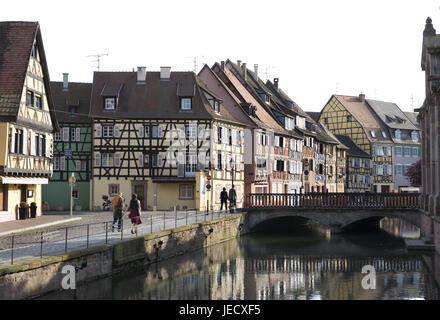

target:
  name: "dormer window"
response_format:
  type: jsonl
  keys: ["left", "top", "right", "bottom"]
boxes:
{"left": 104, "top": 98, "right": 116, "bottom": 110}
{"left": 381, "top": 131, "right": 387, "bottom": 138}
{"left": 411, "top": 131, "right": 418, "bottom": 141}
{"left": 265, "top": 94, "right": 271, "bottom": 104}
{"left": 214, "top": 101, "right": 220, "bottom": 113}
{"left": 370, "top": 130, "right": 376, "bottom": 138}
{"left": 395, "top": 130, "right": 401, "bottom": 140}
{"left": 31, "top": 43, "right": 38, "bottom": 59}
{"left": 69, "top": 105, "right": 77, "bottom": 114}
{"left": 180, "top": 98, "right": 192, "bottom": 110}
{"left": 347, "top": 115, "right": 352, "bottom": 122}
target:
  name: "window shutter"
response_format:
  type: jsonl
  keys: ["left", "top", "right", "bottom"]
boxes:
{"left": 60, "top": 156, "right": 66, "bottom": 171}
{"left": 45, "top": 134, "right": 51, "bottom": 158}
{"left": 138, "top": 153, "right": 144, "bottom": 167}
{"left": 222, "top": 128, "right": 227, "bottom": 145}
{"left": 75, "top": 128, "right": 81, "bottom": 142}
{"left": 22, "top": 129, "right": 28, "bottom": 155}
{"left": 158, "top": 126, "right": 163, "bottom": 138}
{"left": 10, "top": 127, "right": 15, "bottom": 153}
{"left": 275, "top": 136, "right": 280, "bottom": 147}
{"left": 30, "top": 130, "right": 35, "bottom": 156}
{"left": 95, "top": 124, "right": 101, "bottom": 138}
{"left": 94, "top": 152, "right": 101, "bottom": 167}
{"left": 231, "top": 129, "right": 236, "bottom": 145}
{"left": 62, "top": 127, "right": 69, "bottom": 141}
{"left": 157, "top": 154, "right": 162, "bottom": 167}
{"left": 114, "top": 125, "right": 120, "bottom": 138}
{"left": 138, "top": 125, "right": 144, "bottom": 138}
{"left": 114, "top": 153, "right": 121, "bottom": 167}
{"left": 75, "top": 160, "right": 81, "bottom": 171}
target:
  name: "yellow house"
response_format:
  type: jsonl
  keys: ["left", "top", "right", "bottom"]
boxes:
{"left": 89, "top": 68, "right": 245, "bottom": 211}
{"left": 0, "top": 22, "right": 58, "bottom": 221}
{"left": 319, "top": 94, "right": 394, "bottom": 193}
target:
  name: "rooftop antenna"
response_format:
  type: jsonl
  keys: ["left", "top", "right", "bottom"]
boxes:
{"left": 410, "top": 94, "right": 415, "bottom": 108}
{"left": 186, "top": 56, "right": 205, "bottom": 73}
{"left": 87, "top": 53, "right": 109, "bottom": 71}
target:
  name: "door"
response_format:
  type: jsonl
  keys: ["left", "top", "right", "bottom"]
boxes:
{"left": 20, "top": 185, "right": 27, "bottom": 203}
{"left": 134, "top": 185, "right": 145, "bottom": 210}
{"left": 381, "top": 185, "right": 390, "bottom": 193}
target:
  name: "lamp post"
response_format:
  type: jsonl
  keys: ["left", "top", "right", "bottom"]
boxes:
{"left": 68, "top": 173, "right": 76, "bottom": 217}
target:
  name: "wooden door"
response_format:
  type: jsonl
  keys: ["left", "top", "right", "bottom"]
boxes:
{"left": 20, "top": 185, "right": 27, "bottom": 203}
{"left": 134, "top": 185, "right": 145, "bottom": 209}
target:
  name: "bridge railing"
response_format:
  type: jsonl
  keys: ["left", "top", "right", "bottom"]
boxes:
{"left": 245, "top": 193, "right": 421, "bottom": 209}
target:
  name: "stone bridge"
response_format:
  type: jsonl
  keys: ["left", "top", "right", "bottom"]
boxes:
{"left": 243, "top": 193, "right": 421, "bottom": 233}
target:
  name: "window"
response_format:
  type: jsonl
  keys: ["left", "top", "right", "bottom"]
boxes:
{"left": 26, "top": 91, "right": 33, "bottom": 106}
{"left": 152, "top": 125, "right": 161, "bottom": 138}
{"left": 14, "top": 129, "right": 23, "bottom": 154}
{"left": 381, "top": 131, "right": 387, "bottom": 138}
{"left": 35, "top": 95, "right": 42, "bottom": 109}
{"left": 404, "top": 147, "right": 411, "bottom": 157}
{"left": 395, "top": 130, "right": 401, "bottom": 140}
{"left": 81, "top": 160, "right": 87, "bottom": 171}
{"left": 31, "top": 43, "right": 38, "bottom": 59}
{"left": 144, "top": 126, "right": 150, "bottom": 137}
{"left": 347, "top": 115, "right": 352, "bottom": 122}
{"left": 102, "top": 126, "right": 114, "bottom": 138}
{"left": 265, "top": 94, "right": 270, "bottom": 104}
{"left": 185, "top": 125, "right": 197, "bottom": 139}
{"left": 104, "top": 98, "right": 115, "bottom": 110}
{"left": 53, "top": 157, "right": 59, "bottom": 171}
{"left": 370, "top": 130, "right": 376, "bottom": 138}
{"left": 395, "top": 164, "right": 402, "bottom": 176}
{"left": 35, "top": 134, "right": 45, "bottom": 157}
{"left": 179, "top": 184, "right": 194, "bottom": 200}
{"left": 275, "top": 160, "right": 284, "bottom": 172}
{"left": 72, "top": 189, "right": 79, "bottom": 200}
{"left": 180, "top": 98, "right": 192, "bottom": 110}
{"left": 411, "top": 131, "right": 418, "bottom": 141}
{"left": 54, "top": 132, "right": 61, "bottom": 141}
{"left": 217, "top": 154, "right": 222, "bottom": 170}
{"left": 395, "top": 146, "right": 402, "bottom": 156}
{"left": 412, "top": 147, "right": 420, "bottom": 157}
{"left": 102, "top": 153, "right": 114, "bottom": 167}
{"left": 71, "top": 128, "right": 80, "bottom": 142}
{"left": 109, "top": 184, "right": 119, "bottom": 197}
{"left": 75, "top": 160, "right": 81, "bottom": 171}
{"left": 324, "top": 118, "right": 328, "bottom": 124}
{"left": 214, "top": 101, "right": 220, "bottom": 113}
{"left": 364, "top": 159, "right": 370, "bottom": 168}
{"left": 228, "top": 129, "right": 232, "bottom": 145}
{"left": 318, "top": 164, "right": 324, "bottom": 174}
{"left": 152, "top": 154, "right": 162, "bottom": 167}
{"left": 217, "top": 127, "right": 222, "bottom": 144}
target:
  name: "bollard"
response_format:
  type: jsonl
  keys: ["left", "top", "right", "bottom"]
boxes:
{"left": 87, "top": 224, "right": 90, "bottom": 248}
{"left": 11, "top": 235, "right": 14, "bottom": 265}
{"left": 65, "top": 227, "right": 68, "bottom": 253}
{"left": 40, "top": 231, "right": 43, "bottom": 258}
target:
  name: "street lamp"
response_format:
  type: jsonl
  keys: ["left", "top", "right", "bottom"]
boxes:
{"left": 68, "top": 173, "right": 76, "bottom": 217}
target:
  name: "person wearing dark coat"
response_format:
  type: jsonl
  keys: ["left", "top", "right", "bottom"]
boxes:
{"left": 229, "top": 185, "right": 237, "bottom": 213}
{"left": 220, "top": 187, "right": 228, "bottom": 211}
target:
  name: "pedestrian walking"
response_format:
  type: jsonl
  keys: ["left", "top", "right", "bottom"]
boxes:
{"left": 128, "top": 194, "right": 142, "bottom": 234}
{"left": 220, "top": 187, "right": 228, "bottom": 211}
{"left": 228, "top": 185, "right": 237, "bottom": 213}
{"left": 111, "top": 192, "right": 125, "bottom": 232}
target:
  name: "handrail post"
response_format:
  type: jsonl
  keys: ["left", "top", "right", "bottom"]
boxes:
{"left": 40, "top": 231, "right": 43, "bottom": 258}
{"left": 87, "top": 224, "right": 90, "bottom": 248}
{"left": 11, "top": 235, "right": 14, "bottom": 265}
{"left": 121, "top": 219, "right": 123, "bottom": 240}
{"left": 65, "top": 227, "right": 68, "bottom": 253}
{"left": 105, "top": 222, "right": 108, "bottom": 244}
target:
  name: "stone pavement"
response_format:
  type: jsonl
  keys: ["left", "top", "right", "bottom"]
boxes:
{"left": 0, "top": 209, "right": 238, "bottom": 265}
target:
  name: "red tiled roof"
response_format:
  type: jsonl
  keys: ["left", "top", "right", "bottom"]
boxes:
{"left": 0, "top": 22, "right": 38, "bottom": 118}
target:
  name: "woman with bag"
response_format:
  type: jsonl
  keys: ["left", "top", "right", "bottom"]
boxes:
{"left": 128, "top": 194, "right": 142, "bottom": 234}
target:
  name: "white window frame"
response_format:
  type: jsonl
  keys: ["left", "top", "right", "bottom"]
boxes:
{"left": 104, "top": 98, "right": 115, "bottom": 110}
{"left": 181, "top": 98, "right": 192, "bottom": 110}
{"left": 102, "top": 126, "right": 114, "bottom": 138}
{"left": 179, "top": 184, "right": 194, "bottom": 200}
{"left": 102, "top": 153, "right": 114, "bottom": 167}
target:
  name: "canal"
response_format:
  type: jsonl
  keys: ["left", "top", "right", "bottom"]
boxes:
{"left": 38, "top": 217, "right": 440, "bottom": 300}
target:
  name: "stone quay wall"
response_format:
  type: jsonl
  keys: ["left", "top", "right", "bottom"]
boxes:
{"left": 0, "top": 213, "right": 245, "bottom": 300}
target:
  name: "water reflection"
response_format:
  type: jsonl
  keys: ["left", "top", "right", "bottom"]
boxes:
{"left": 380, "top": 218, "right": 420, "bottom": 239}
{"left": 38, "top": 220, "right": 439, "bottom": 300}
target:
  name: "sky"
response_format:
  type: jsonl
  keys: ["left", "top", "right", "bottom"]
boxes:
{"left": 2, "top": 0, "right": 439, "bottom": 112}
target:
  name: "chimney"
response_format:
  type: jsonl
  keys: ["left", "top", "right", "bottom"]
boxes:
{"left": 359, "top": 93, "right": 365, "bottom": 102}
{"left": 424, "top": 17, "right": 436, "bottom": 37}
{"left": 160, "top": 66, "right": 171, "bottom": 80}
{"left": 220, "top": 61, "right": 225, "bottom": 71}
{"left": 242, "top": 62, "right": 247, "bottom": 81}
{"left": 137, "top": 66, "right": 146, "bottom": 84}
{"left": 254, "top": 64, "right": 259, "bottom": 81}
{"left": 237, "top": 60, "right": 242, "bottom": 67}
{"left": 63, "top": 73, "right": 69, "bottom": 91}
{"left": 274, "top": 78, "right": 279, "bottom": 91}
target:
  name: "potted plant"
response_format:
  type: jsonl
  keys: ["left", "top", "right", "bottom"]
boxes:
{"left": 30, "top": 202, "right": 37, "bottom": 218}
{"left": 19, "top": 202, "right": 29, "bottom": 220}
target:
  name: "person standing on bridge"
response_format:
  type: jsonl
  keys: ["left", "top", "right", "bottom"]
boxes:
{"left": 128, "top": 194, "right": 142, "bottom": 234}
{"left": 228, "top": 185, "right": 237, "bottom": 213}
{"left": 220, "top": 187, "right": 228, "bottom": 211}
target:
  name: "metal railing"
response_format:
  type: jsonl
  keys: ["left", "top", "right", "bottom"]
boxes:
{"left": 0, "top": 209, "right": 241, "bottom": 265}
{"left": 245, "top": 193, "right": 421, "bottom": 209}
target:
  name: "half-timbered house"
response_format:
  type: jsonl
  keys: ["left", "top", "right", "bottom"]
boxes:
{"left": 89, "top": 67, "right": 245, "bottom": 211}
{"left": 0, "top": 22, "right": 58, "bottom": 221}
{"left": 42, "top": 75, "right": 92, "bottom": 210}
{"left": 319, "top": 94, "right": 394, "bottom": 193}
